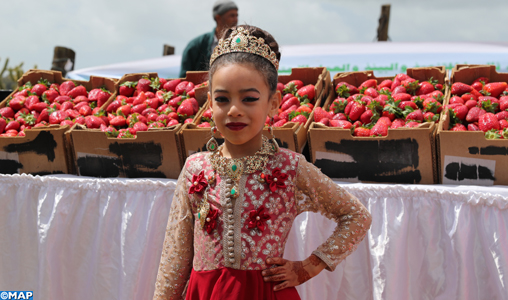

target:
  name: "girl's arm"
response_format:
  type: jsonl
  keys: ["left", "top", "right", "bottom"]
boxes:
{"left": 153, "top": 169, "right": 194, "bottom": 300}
{"left": 263, "top": 154, "right": 372, "bottom": 290}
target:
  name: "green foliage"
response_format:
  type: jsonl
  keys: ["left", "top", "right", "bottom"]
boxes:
{"left": 0, "top": 57, "right": 38, "bottom": 90}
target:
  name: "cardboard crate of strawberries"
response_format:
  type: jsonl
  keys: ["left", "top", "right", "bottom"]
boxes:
{"left": 179, "top": 67, "right": 331, "bottom": 160}
{"left": 437, "top": 64, "right": 508, "bottom": 185}
{"left": 0, "top": 69, "right": 116, "bottom": 175}
{"left": 66, "top": 71, "right": 209, "bottom": 179}
{"left": 308, "top": 67, "right": 448, "bottom": 184}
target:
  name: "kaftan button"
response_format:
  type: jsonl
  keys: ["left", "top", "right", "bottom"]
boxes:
{"left": 229, "top": 258, "right": 235, "bottom": 263}
{"left": 206, "top": 218, "right": 211, "bottom": 222}
{"left": 228, "top": 230, "right": 234, "bottom": 236}
{"left": 256, "top": 216, "right": 260, "bottom": 220}
{"left": 274, "top": 178, "right": 278, "bottom": 182}
{"left": 228, "top": 241, "right": 234, "bottom": 246}
{"left": 227, "top": 209, "right": 233, "bottom": 214}
{"left": 229, "top": 252, "right": 235, "bottom": 258}
{"left": 193, "top": 181, "right": 198, "bottom": 185}
{"left": 228, "top": 246, "right": 234, "bottom": 252}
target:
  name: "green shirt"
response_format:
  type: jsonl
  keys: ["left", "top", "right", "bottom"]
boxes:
{"left": 179, "top": 28, "right": 215, "bottom": 78}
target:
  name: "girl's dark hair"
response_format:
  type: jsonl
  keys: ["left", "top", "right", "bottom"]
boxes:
{"left": 209, "top": 25, "right": 281, "bottom": 95}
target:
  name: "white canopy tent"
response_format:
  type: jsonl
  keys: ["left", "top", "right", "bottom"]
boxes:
{"left": 66, "top": 42, "right": 508, "bottom": 80}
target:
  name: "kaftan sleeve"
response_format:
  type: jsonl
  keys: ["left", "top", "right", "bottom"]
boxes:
{"left": 153, "top": 166, "right": 194, "bottom": 300}
{"left": 294, "top": 155, "right": 372, "bottom": 271}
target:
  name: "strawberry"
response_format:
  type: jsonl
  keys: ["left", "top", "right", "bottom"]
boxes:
{"left": 283, "top": 80, "right": 304, "bottom": 95}
{"left": 452, "top": 105, "right": 469, "bottom": 121}
{"left": 464, "top": 100, "right": 477, "bottom": 110}
{"left": 31, "top": 83, "right": 47, "bottom": 97}
{"left": 67, "top": 86, "right": 87, "bottom": 99}
{"left": 478, "top": 113, "right": 500, "bottom": 132}
{"left": 360, "top": 109, "right": 377, "bottom": 124}
{"left": 404, "top": 107, "right": 424, "bottom": 122}
{"left": 163, "top": 79, "right": 181, "bottom": 93}
{"left": 296, "top": 105, "right": 312, "bottom": 114}
{"left": 117, "top": 104, "right": 131, "bottom": 116}
{"left": 132, "top": 104, "right": 147, "bottom": 114}
{"left": 332, "top": 113, "right": 347, "bottom": 121}
{"left": 482, "top": 82, "right": 507, "bottom": 98}
{"left": 143, "top": 109, "right": 157, "bottom": 118}
{"left": 401, "top": 78, "right": 419, "bottom": 95}
{"left": 167, "top": 119, "right": 179, "bottom": 127}
{"left": 49, "top": 110, "right": 68, "bottom": 124}
{"left": 313, "top": 107, "right": 330, "bottom": 123}
{"left": 290, "top": 114, "right": 307, "bottom": 125}
{"left": 110, "top": 115, "right": 127, "bottom": 127}
{"left": 473, "top": 77, "right": 489, "bottom": 84}
{"left": 451, "top": 124, "right": 467, "bottom": 131}
{"left": 500, "top": 98, "right": 508, "bottom": 111}
{"left": 392, "top": 93, "right": 411, "bottom": 102}
{"left": 31, "top": 102, "right": 48, "bottom": 112}
{"left": 329, "top": 120, "right": 352, "bottom": 128}
{"left": 89, "top": 88, "right": 111, "bottom": 107}
{"left": 145, "top": 97, "right": 159, "bottom": 109}
{"left": 329, "top": 98, "right": 348, "bottom": 114}
{"left": 0, "top": 118, "right": 6, "bottom": 134}
{"left": 390, "top": 118, "right": 405, "bottom": 129}
{"left": 416, "top": 81, "right": 435, "bottom": 96}
{"left": 449, "top": 96, "right": 464, "bottom": 105}
{"left": 78, "top": 105, "right": 93, "bottom": 116}
{"left": 391, "top": 86, "right": 406, "bottom": 95}
{"left": 353, "top": 126, "right": 371, "bottom": 137}
{"left": 42, "top": 90, "right": 59, "bottom": 103}
{"left": 176, "top": 100, "right": 195, "bottom": 118}
{"left": 399, "top": 101, "right": 417, "bottom": 110}
{"left": 0, "top": 107, "right": 15, "bottom": 118}
{"left": 363, "top": 87, "right": 379, "bottom": 98}
{"left": 315, "top": 118, "right": 328, "bottom": 126}
{"left": 156, "top": 114, "right": 171, "bottom": 124}
{"left": 451, "top": 83, "right": 473, "bottom": 96}
{"left": 61, "top": 101, "right": 74, "bottom": 111}
{"left": 54, "top": 95, "right": 71, "bottom": 104}
{"left": 273, "top": 119, "right": 287, "bottom": 127}
{"left": 281, "top": 93, "right": 294, "bottom": 105}
{"left": 471, "top": 82, "right": 483, "bottom": 91}
{"left": 370, "top": 121, "right": 388, "bottom": 136}
{"left": 296, "top": 85, "right": 315, "bottom": 103}
{"left": 359, "top": 79, "right": 377, "bottom": 91}
{"left": 277, "top": 83, "right": 284, "bottom": 93}
{"left": 461, "top": 93, "right": 477, "bottom": 102}
{"left": 348, "top": 100, "right": 366, "bottom": 121}
{"left": 335, "top": 82, "right": 358, "bottom": 98}
{"left": 137, "top": 78, "right": 152, "bottom": 92}
{"left": 378, "top": 79, "right": 392, "bottom": 90}
{"left": 467, "top": 123, "right": 480, "bottom": 131}
{"left": 423, "top": 112, "right": 439, "bottom": 122}
{"left": 500, "top": 119, "right": 508, "bottom": 129}
{"left": 465, "top": 107, "right": 484, "bottom": 123}
{"left": 186, "top": 97, "right": 199, "bottom": 114}
{"left": 119, "top": 81, "right": 136, "bottom": 96}
{"left": 73, "top": 95, "right": 89, "bottom": 104}
{"left": 84, "top": 116, "right": 105, "bottom": 129}
{"left": 175, "top": 81, "right": 194, "bottom": 95}
{"left": 107, "top": 100, "right": 123, "bottom": 113}
{"left": 404, "top": 121, "right": 421, "bottom": 128}
{"left": 496, "top": 110, "right": 508, "bottom": 121}
{"left": 5, "top": 120, "right": 20, "bottom": 131}
{"left": 281, "top": 97, "right": 299, "bottom": 111}
{"left": 9, "top": 96, "right": 26, "bottom": 111}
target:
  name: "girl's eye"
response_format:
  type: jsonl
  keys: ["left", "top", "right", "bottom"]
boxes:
{"left": 214, "top": 96, "right": 229, "bottom": 103}
{"left": 243, "top": 97, "right": 259, "bottom": 102}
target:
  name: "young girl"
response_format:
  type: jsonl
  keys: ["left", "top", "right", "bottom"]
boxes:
{"left": 153, "top": 25, "right": 372, "bottom": 300}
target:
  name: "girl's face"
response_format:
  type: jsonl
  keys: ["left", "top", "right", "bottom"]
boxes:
{"left": 209, "top": 63, "right": 280, "bottom": 149}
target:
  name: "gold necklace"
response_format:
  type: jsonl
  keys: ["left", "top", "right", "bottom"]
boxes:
{"left": 209, "top": 135, "right": 276, "bottom": 197}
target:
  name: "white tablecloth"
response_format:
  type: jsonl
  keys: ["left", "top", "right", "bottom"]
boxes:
{"left": 1, "top": 174, "right": 507, "bottom": 300}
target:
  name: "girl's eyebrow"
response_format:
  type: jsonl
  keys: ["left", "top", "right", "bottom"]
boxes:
{"left": 213, "top": 88, "right": 260, "bottom": 94}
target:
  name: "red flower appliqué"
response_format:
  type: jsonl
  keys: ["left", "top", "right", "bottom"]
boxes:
{"left": 204, "top": 207, "right": 219, "bottom": 234}
{"left": 247, "top": 206, "right": 270, "bottom": 232}
{"left": 265, "top": 168, "right": 288, "bottom": 192}
{"left": 189, "top": 171, "right": 208, "bottom": 194}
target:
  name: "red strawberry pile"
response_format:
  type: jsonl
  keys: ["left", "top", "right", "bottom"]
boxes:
{"left": 271, "top": 80, "right": 315, "bottom": 127}
{"left": 102, "top": 77, "right": 206, "bottom": 138}
{"left": 446, "top": 77, "right": 508, "bottom": 139}
{"left": 313, "top": 73, "right": 445, "bottom": 136}
{"left": 0, "top": 78, "right": 111, "bottom": 137}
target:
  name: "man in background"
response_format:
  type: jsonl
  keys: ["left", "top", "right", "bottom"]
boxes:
{"left": 179, "top": 0, "right": 238, "bottom": 77}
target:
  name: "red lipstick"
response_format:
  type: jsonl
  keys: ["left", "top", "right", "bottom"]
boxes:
{"left": 226, "top": 122, "right": 247, "bottom": 131}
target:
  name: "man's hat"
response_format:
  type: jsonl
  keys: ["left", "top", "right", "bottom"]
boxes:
{"left": 213, "top": 0, "right": 238, "bottom": 18}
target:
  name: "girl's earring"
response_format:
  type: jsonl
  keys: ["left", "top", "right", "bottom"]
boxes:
{"left": 269, "top": 117, "right": 279, "bottom": 153}
{"left": 207, "top": 126, "right": 219, "bottom": 152}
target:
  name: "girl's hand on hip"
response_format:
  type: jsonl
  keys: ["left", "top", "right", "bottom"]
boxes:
{"left": 262, "top": 255, "right": 326, "bottom": 291}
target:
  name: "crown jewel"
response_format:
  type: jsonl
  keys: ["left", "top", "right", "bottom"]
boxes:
{"left": 210, "top": 27, "right": 279, "bottom": 70}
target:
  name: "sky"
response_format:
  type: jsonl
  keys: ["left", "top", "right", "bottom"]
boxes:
{"left": 1, "top": 0, "right": 507, "bottom": 72}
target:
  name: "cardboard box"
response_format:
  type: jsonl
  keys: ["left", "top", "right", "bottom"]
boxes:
{"left": 179, "top": 67, "right": 331, "bottom": 160}
{"left": 437, "top": 64, "right": 508, "bottom": 185}
{"left": 66, "top": 124, "right": 183, "bottom": 179}
{"left": 307, "top": 67, "right": 447, "bottom": 184}
{"left": 67, "top": 72, "right": 209, "bottom": 179}
{"left": 0, "top": 70, "right": 117, "bottom": 175}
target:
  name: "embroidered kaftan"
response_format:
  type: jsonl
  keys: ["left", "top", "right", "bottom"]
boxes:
{"left": 153, "top": 148, "right": 372, "bottom": 299}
